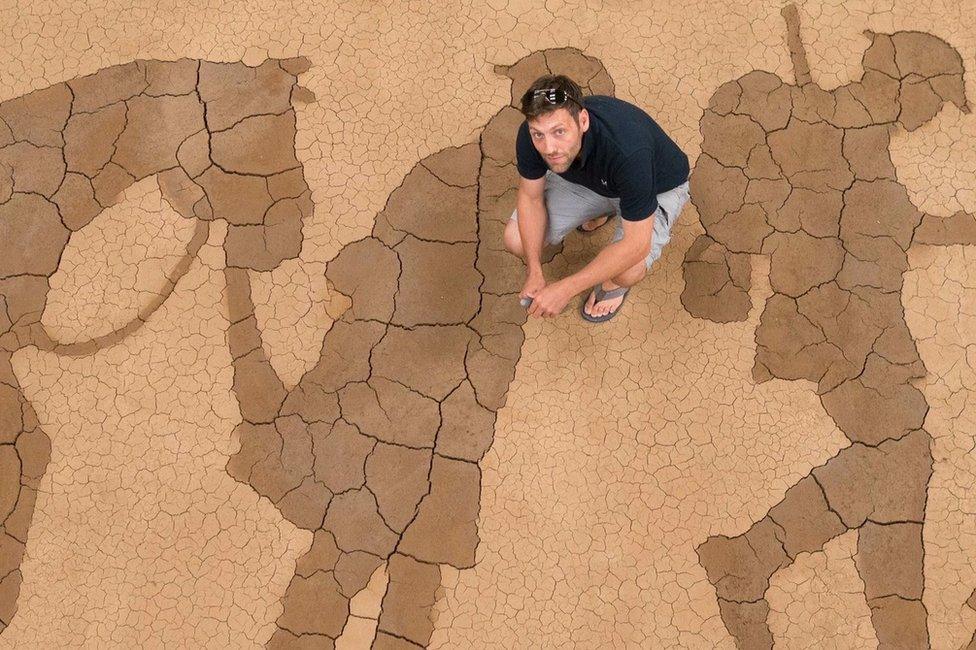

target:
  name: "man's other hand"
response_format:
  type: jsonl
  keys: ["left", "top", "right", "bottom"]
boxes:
{"left": 526, "top": 280, "right": 574, "bottom": 318}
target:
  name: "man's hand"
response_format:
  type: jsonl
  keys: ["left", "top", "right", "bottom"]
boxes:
{"left": 519, "top": 270, "right": 547, "bottom": 304}
{"left": 526, "top": 279, "right": 575, "bottom": 318}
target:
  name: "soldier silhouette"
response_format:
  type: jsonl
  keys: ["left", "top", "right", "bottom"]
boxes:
{"left": 225, "top": 48, "right": 615, "bottom": 648}
{"left": 685, "top": 5, "right": 974, "bottom": 648}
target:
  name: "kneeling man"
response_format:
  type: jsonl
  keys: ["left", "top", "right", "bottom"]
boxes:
{"left": 505, "top": 74, "right": 690, "bottom": 322}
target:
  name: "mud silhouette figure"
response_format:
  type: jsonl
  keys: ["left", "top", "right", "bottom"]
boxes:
{"left": 0, "top": 57, "right": 313, "bottom": 633}
{"left": 225, "top": 48, "right": 613, "bottom": 649}
{"left": 684, "top": 5, "right": 974, "bottom": 648}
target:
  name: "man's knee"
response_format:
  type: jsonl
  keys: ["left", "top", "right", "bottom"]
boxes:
{"left": 504, "top": 218, "right": 523, "bottom": 257}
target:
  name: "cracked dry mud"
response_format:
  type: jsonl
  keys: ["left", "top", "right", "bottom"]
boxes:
{"left": 685, "top": 5, "right": 976, "bottom": 648}
{"left": 0, "top": 44, "right": 610, "bottom": 648}
{"left": 3, "top": 1, "right": 976, "bottom": 648}
{"left": 0, "top": 56, "right": 317, "bottom": 640}
{"left": 227, "top": 48, "right": 614, "bottom": 648}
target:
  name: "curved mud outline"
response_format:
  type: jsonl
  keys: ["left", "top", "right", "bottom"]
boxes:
{"left": 0, "top": 55, "right": 315, "bottom": 634}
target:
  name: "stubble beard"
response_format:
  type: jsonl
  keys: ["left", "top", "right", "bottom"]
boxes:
{"left": 546, "top": 151, "right": 577, "bottom": 174}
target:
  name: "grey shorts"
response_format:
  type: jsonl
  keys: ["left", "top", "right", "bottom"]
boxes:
{"left": 510, "top": 172, "right": 691, "bottom": 269}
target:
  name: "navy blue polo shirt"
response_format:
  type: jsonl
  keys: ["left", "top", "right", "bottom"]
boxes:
{"left": 515, "top": 95, "right": 690, "bottom": 221}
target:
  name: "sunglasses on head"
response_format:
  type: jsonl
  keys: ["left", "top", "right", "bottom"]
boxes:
{"left": 526, "top": 88, "right": 581, "bottom": 108}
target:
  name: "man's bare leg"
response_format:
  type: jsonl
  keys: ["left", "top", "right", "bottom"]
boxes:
{"left": 582, "top": 260, "right": 646, "bottom": 318}
{"left": 503, "top": 212, "right": 614, "bottom": 258}
{"left": 505, "top": 217, "right": 647, "bottom": 316}
{"left": 505, "top": 217, "right": 643, "bottom": 317}
{"left": 503, "top": 218, "right": 527, "bottom": 258}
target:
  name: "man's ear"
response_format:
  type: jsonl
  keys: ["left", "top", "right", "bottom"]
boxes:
{"left": 578, "top": 108, "right": 590, "bottom": 132}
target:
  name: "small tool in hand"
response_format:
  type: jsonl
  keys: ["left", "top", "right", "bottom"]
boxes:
{"left": 520, "top": 296, "right": 533, "bottom": 308}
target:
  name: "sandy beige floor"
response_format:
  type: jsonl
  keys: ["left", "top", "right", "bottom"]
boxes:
{"left": 1, "top": 0, "right": 975, "bottom": 647}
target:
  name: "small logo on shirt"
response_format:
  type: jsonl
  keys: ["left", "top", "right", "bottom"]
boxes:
{"left": 600, "top": 178, "right": 608, "bottom": 187}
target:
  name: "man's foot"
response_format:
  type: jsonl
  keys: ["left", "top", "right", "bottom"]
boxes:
{"left": 576, "top": 214, "right": 611, "bottom": 233}
{"left": 581, "top": 282, "right": 629, "bottom": 322}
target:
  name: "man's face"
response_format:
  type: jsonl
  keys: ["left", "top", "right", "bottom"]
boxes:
{"left": 527, "top": 107, "right": 589, "bottom": 174}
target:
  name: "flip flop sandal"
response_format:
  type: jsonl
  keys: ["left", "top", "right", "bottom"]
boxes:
{"left": 580, "top": 285, "right": 629, "bottom": 323}
{"left": 576, "top": 213, "right": 612, "bottom": 234}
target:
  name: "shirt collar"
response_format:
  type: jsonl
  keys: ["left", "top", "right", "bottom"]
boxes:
{"left": 575, "top": 115, "right": 596, "bottom": 168}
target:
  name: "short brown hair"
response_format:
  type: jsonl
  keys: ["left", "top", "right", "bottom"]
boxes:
{"left": 520, "top": 74, "right": 584, "bottom": 121}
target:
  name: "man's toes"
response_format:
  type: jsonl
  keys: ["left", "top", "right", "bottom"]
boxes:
{"left": 597, "top": 297, "right": 621, "bottom": 316}
{"left": 585, "top": 288, "right": 626, "bottom": 317}
{"left": 585, "top": 292, "right": 597, "bottom": 315}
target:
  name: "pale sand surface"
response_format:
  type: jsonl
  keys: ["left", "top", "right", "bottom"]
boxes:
{"left": 1, "top": 0, "right": 974, "bottom": 647}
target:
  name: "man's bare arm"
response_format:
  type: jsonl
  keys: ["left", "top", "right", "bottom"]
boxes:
{"left": 515, "top": 175, "right": 548, "bottom": 275}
